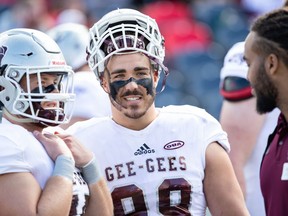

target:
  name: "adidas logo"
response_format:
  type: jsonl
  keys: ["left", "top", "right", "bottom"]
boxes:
{"left": 134, "top": 143, "right": 155, "bottom": 156}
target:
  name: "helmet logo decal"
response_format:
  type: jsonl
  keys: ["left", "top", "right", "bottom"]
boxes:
{"left": 50, "top": 60, "right": 66, "bottom": 65}
{"left": 0, "top": 46, "right": 7, "bottom": 65}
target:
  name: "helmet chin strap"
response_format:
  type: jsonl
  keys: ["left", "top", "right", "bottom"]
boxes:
{"left": 3, "top": 108, "right": 36, "bottom": 123}
{"left": 3, "top": 108, "right": 61, "bottom": 127}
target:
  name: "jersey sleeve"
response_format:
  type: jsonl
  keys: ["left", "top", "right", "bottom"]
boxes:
{"left": 0, "top": 136, "right": 31, "bottom": 174}
{"left": 203, "top": 112, "right": 230, "bottom": 152}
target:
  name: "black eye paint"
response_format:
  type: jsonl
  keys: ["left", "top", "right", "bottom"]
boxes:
{"left": 31, "top": 84, "right": 58, "bottom": 98}
{"left": 109, "top": 77, "right": 154, "bottom": 100}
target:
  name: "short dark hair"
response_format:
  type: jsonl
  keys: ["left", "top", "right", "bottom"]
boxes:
{"left": 250, "top": 9, "right": 288, "bottom": 67}
{"left": 284, "top": 0, "right": 288, "bottom": 7}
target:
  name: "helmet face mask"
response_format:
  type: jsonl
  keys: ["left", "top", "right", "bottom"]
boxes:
{"left": 104, "top": 34, "right": 146, "bottom": 55}
{"left": 0, "top": 28, "right": 75, "bottom": 126}
{"left": 87, "top": 8, "right": 168, "bottom": 84}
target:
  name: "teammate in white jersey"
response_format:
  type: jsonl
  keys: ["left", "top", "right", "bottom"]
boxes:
{"left": 219, "top": 41, "right": 279, "bottom": 215}
{"left": 0, "top": 28, "right": 112, "bottom": 215}
{"left": 47, "top": 23, "right": 111, "bottom": 129}
{"left": 64, "top": 8, "right": 249, "bottom": 215}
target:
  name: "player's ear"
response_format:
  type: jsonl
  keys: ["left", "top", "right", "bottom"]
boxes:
{"left": 151, "top": 63, "right": 160, "bottom": 84}
{"left": 265, "top": 53, "right": 278, "bottom": 75}
{"left": 100, "top": 73, "right": 110, "bottom": 94}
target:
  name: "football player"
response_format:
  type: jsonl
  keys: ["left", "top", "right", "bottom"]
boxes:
{"left": 65, "top": 8, "right": 249, "bottom": 215}
{"left": 219, "top": 41, "right": 279, "bottom": 215}
{"left": 0, "top": 28, "right": 112, "bottom": 215}
{"left": 244, "top": 9, "right": 288, "bottom": 215}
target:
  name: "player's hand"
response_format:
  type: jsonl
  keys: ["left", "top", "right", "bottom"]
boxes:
{"left": 33, "top": 130, "right": 73, "bottom": 161}
{"left": 54, "top": 132, "right": 93, "bottom": 168}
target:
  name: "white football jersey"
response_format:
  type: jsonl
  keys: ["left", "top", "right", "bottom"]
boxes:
{"left": 0, "top": 118, "right": 89, "bottom": 216}
{"left": 67, "top": 105, "right": 229, "bottom": 215}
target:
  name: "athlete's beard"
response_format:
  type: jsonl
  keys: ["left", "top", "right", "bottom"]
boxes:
{"left": 109, "top": 77, "right": 156, "bottom": 119}
{"left": 116, "top": 94, "right": 154, "bottom": 119}
{"left": 254, "top": 63, "right": 278, "bottom": 114}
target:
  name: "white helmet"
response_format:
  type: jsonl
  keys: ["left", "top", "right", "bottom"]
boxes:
{"left": 87, "top": 8, "right": 168, "bottom": 81}
{"left": 0, "top": 28, "right": 75, "bottom": 126}
{"left": 220, "top": 41, "right": 248, "bottom": 80}
{"left": 47, "top": 23, "right": 89, "bottom": 71}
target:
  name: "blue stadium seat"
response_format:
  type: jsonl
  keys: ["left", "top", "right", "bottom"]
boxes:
{"left": 156, "top": 49, "right": 223, "bottom": 119}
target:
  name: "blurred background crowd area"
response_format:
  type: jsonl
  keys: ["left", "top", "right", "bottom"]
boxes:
{"left": 0, "top": 0, "right": 284, "bottom": 119}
